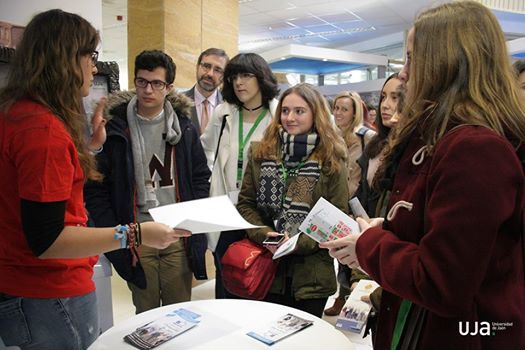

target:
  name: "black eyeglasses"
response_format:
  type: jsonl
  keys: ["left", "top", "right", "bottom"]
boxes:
{"left": 90, "top": 51, "right": 99, "bottom": 66}
{"left": 226, "top": 72, "right": 256, "bottom": 84}
{"left": 199, "top": 62, "right": 224, "bottom": 75}
{"left": 134, "top": 77, "right": 168, "bottom": 90}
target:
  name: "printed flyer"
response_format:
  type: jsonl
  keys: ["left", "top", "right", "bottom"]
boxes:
{"left": 124, "top": 308, "right": 201, "bottom": 349}
{"left": 299, "top": 197, "right": 359, "bottom": 243}
{"left": 335, "top": 280, "right": 379, "bottom": 333}
{"left": 246, "top": 313, "right": 314, "bottom": 345}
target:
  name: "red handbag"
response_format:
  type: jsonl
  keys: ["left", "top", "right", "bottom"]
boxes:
{"left": 221, "top": 238, "right": 278, "bottom": 300}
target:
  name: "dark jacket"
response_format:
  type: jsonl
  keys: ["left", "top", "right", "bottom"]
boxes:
{"left": 84, "top": 90, "right": 211, "bottom": 288}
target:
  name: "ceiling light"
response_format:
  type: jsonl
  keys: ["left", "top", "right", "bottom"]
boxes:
{"left": 239, "top": 26, "right": 376, "bottom": 45}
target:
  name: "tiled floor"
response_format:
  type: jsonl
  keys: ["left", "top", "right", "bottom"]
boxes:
{"left": 108, "top": 251, "right": 372, "bottom": 349}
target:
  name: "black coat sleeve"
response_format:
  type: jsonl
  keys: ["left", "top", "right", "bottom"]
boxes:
{"left": 191, "top": 126, "right": 211, "bottom": 199}
{"left": 84, "top": 144, "right": 120, "bottom": 228}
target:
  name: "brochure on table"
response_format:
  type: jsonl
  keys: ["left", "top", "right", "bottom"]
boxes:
{"left": 246, "top": 313, "right": 314, "bottom": 345}
{"left": 149, "top": 195, "right": 261, "bottom": 234}
{"left": 124, "top": 308, "right": 201, "bottom": 350}
{"left": 335, "top": 279, "right": 380, "bottom": 333}
{"left": 299, "top": 197, "right": 360, "bottom": 243}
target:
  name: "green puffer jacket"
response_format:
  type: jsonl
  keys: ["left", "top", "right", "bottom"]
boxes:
{"left": 237, "top": 145, "right": 349, "bottom": 300}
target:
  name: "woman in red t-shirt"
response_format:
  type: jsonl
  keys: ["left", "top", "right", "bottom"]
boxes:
{"left": 0, "top": 9, "right": 189, "bottom": 350}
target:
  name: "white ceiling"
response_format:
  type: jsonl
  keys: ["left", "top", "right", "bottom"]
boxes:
{"left": 238, "top": 0, "right": 439, "bottom": 58}
{"left": 100, "top": 0, "right": 525, "bottom": 88}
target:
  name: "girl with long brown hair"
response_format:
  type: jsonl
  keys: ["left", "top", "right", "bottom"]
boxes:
{"left": 322, "top": 1, "right": 525, "bottom": 348}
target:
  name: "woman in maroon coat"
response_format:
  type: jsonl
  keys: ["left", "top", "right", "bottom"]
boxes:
{"left": 321, "top": 2, "right": 525, "bottom": 349}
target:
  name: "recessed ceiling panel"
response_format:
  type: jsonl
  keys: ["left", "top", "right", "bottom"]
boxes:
{"left": 318, "top": 12, "right": 361, "bottom": 23}
{"left": 288, "top": 16, "right": 327, "bottom": 27}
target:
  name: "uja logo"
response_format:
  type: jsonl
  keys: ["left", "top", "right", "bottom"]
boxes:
{"left": 458, "top": 321, "right": 491, "bottom": 336}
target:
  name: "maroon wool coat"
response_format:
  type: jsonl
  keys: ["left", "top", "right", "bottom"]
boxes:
{"left": 357, "top": 126, "right": 525, "bottom": 349}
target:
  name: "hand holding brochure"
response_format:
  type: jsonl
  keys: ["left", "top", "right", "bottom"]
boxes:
{"left": 124, "top": 308, "right": 201, "bottom": 350}
{"left": 335, "top": 279, "right": 379, "bottom": 333}
{"left": 299, "top": 197, "right": 359, "bottom": 243}
{"left": 149, "top": 195, "right": 261, "bottom": 234}
{"left": 246, "top": 313, "right": 313, "bottom": 345}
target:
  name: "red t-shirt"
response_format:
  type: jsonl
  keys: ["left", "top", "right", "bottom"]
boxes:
{"left": 0, "top": 100, "right": 97, "bottom": 298}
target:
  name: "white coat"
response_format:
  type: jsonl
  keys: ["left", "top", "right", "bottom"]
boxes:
{"left": 200, "top": 99, "right": 278, "bottom": 250}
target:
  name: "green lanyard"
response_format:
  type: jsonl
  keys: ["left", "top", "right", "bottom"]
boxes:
{"left": 236, "top": 108, "right": 268, "bottom": 188}
{"left": 390, "top": 299, "right": 412, "bottom": 350}
{"left": 279, "top": 160, "right": 305, "bottom": 205}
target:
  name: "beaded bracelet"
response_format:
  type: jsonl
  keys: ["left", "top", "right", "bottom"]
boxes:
{"left": 128, "top": 223, "right": 138, "bottom": 248}
{"left": 114, "top": 223, "right": 142, "bottom": 250}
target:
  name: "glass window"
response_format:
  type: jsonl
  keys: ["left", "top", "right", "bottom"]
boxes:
{"left": 304, "top": 74, "right": 318, "bottom": 85}
{"left": 324, "top": 73, "right": 339, "bottom": 85}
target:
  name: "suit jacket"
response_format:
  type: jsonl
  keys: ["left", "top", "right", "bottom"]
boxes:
{"left": 183, "top": 86, "right": 223, "bottom": 132}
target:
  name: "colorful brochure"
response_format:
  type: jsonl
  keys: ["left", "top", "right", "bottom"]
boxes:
{"left": 123, "top": 308, "right": 201, "bottom": 350}
{"left": 299, "top": 197, "right": 359, "bottom": 243}
{"left": 246, "top": 313, "right": 313, "bottom": 345}
{"left": 335, "top": 279, "right": 379, "bottom": 333}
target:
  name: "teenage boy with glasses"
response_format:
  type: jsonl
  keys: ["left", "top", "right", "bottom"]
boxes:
{"left": 85, "top": 50, "right": 211, "bottom": 314}
{"left": 184, "top": 48, "right": 229, "bottom": 133}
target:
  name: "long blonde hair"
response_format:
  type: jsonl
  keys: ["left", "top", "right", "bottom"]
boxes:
{"left": 0, "top": 9, "right": 100, "bottom": 179}
{"left": 392, "top": 1, "right": 525, "bottom": 153}
{"left": 255, "top": 83, "right": 347, "bottom": 174}
{"left": 333, "top": 91, "right": 365, "bottom": 146}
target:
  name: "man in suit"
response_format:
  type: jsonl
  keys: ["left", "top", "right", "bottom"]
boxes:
{"left": 184, "top": 48, "right": 228, "bottom": 133}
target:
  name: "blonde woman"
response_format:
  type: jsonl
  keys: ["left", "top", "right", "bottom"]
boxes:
{"left": 324, "top": 90, "right": 374, "bottom": 316}
{"left": 237, "top": 83, "right": 349, "bottom": 317}
{"left": 332, "top": 91, "right": 375, "bottom": 196}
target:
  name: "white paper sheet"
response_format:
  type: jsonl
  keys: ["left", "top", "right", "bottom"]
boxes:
{"left": 148, "top": 195, "right": 261, "bottom": 234}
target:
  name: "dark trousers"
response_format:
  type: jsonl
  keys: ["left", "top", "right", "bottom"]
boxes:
{"left": 264, "top": 278, "right": 328, "bottom": 318}
{"left": 212, "top": 230, "right": 246, "bottom": 299}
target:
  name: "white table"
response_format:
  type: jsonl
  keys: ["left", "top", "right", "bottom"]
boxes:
{"left": 89, "top": 299, "right": 355, "bottom": 350}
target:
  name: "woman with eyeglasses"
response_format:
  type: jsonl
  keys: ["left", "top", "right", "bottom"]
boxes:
{"left": 201, "top": 53, "right": 279, "bottom": 298}
{"left": 236, "top": 83, "right": 349, "bottom": 317}
{"left": 0, "top": 10, "right": 186, "bottom": 349}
